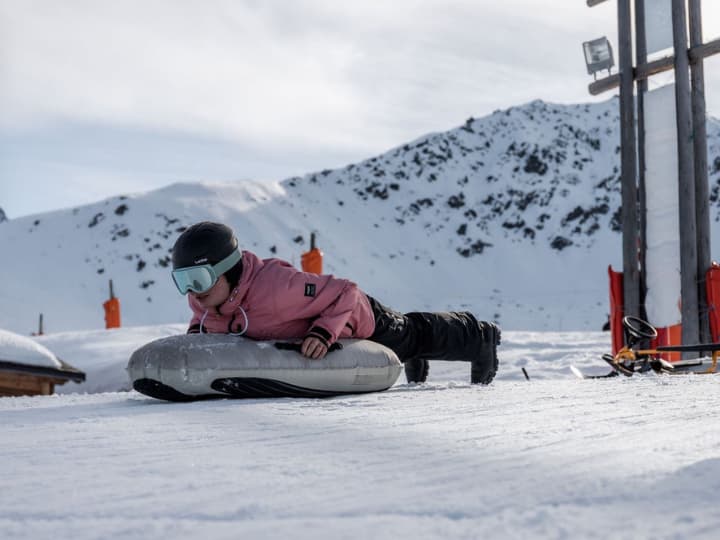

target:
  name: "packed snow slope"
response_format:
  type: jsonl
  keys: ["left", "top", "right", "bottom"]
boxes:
{"left": 2, "top": 325, "right": 720, "bottom": 540}
{"left": 2, "top": 98, "right": 720, "bottom": 334}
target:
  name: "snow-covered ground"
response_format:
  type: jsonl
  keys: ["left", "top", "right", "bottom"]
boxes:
{"left": 2, "top": 326, "right": 720, "bottom": 539}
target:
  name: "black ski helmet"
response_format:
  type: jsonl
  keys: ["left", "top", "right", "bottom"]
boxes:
{"left": 172, "top": 222, "right": 239, "bottom": 270}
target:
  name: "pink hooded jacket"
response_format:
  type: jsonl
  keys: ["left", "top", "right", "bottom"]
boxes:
{"left": 187, "top": 251, "right": 376, "bottom": 345}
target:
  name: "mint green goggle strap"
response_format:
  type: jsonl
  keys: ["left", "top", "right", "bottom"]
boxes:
{"left": 213, "top": 248, "right": 242, "bottom": 276}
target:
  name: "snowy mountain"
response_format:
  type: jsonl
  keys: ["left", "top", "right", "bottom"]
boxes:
{"left": 2, "top": 98, "right": 720, "bottom": 335}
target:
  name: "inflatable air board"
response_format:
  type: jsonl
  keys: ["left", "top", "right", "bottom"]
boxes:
{"left": 127, "top": 334, "right": 402, "bottom": 401}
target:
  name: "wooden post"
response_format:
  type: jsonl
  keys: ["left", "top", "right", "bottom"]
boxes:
{"left": 588, "top": 0, "right": 718, "bottom": 348}
{"left": 618, "top": 0, "right": 640, "bottom": 320}
{"left": 635, "top": 0, "right": 648, "bottom": 319}
{"left": 672, "top": 0, "right": 700, "bottom": 353}
{"left": 689, "top": 0, "right": 711, "bottom": 344}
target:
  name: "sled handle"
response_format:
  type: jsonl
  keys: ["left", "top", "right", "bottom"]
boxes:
{"left": 274, "top": 341, "right": 343, "bottom": 353}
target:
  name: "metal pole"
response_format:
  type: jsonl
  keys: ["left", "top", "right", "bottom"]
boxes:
{"left": 38, "top": 313, "right": 44, "bottom": 336}
{"left": 618, "top": 0, "right": 640, "bottom": 320}
{"left": 635, "top": 0, "right": 648, "bottom": 320}
{"left": 109, "top": 279, "right": 115, "bottom": 299}
{"left": 689, "top": 0, "right": 711, "bottom": 344}
{"left": 672, "top": 0, "right": 699, "bottom": 351}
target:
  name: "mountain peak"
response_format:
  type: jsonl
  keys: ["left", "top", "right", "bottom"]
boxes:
{"left": 1, "top": 98, "right": 719, "bottom": 334}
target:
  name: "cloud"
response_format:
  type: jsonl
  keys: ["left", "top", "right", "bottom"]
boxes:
{"left": 2, "top": 1, "right": 718, "bottom": 144}
{"left": 0, "top": 2, "right": 611, "bottom": 143}
{"left": 1, "top": 0, "right": 719, "bottom": 217}
{"left": 0, "top": 1, "right": 367, "bottom": 149}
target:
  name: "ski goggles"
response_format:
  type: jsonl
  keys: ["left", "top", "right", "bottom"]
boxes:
{"left": 172, "top": 249, "right": 242, "bottom": 295}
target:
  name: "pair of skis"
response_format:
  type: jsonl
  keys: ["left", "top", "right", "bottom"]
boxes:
{"left": 571, "top": 316, "right": 719, "bottom": 379}
{"left": 571, "top": 352, "right": 708, "bottom": 379}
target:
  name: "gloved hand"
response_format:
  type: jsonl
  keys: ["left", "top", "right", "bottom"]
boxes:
{"left": 274, "top": 340, "right": 343, "bottom": 359}
{"left": 301, "top": 336, "right": 328, "bottom": 359}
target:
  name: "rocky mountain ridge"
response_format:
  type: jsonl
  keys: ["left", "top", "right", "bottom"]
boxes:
{"left": 1, "top": 98, "right": 719, "bottom": 333}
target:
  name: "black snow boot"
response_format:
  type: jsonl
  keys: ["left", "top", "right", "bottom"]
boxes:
{"left": 471, "top": 322, "right": 501, "bottom": 384}
{"left": 404, "top": 358, "right": 429, "bottom": 383}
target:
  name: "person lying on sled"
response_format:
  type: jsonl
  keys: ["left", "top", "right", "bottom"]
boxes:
{"left": 170, "top": 221, "right": 501, "bottom": 384}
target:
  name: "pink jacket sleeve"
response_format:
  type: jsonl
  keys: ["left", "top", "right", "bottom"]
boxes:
{"left": 305, "top": 280, "right": 364, "bottom": 346}
{"left": 272, "top": 267, "right": 365, "bottom": 346}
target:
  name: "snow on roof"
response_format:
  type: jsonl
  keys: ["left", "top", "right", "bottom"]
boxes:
{"left": 0, "top": 328, "right": 62, "bottom": 369}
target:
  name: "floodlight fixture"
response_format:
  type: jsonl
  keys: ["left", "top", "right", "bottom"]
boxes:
{"left": 583, "top": 36, "right": 615, "bottom": 79}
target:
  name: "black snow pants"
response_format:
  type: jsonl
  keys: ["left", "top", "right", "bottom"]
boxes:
{"left": 365, "top": 295, "right": 484, "bottom": 363}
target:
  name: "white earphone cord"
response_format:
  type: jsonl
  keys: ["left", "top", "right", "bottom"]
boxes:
{"left": 199, "top": 307, "right": 248, "bottom": 336}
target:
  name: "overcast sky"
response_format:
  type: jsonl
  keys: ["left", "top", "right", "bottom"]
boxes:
{"left": 1, "top": 0, "right": 719, "bottom": 218}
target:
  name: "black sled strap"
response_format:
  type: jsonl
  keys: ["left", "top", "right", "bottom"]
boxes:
{"left": 274, "top": 341, "right": 343, "bottom": 353}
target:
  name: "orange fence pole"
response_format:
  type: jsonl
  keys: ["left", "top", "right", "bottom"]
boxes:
{"left": 103, "top": 279, "right": 121, "bottom": 329}
{"left": 608, "top": 266, "right": 624, "bottom": 354}
{"left": 301, "top": 232, "right": 323, "bottom": 274}
{"left": 706, "top": 263, "right": 720, "bottom": 342}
